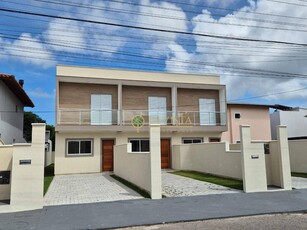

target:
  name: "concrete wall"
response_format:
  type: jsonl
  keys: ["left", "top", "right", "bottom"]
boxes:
{"left": 271, "top": 108, "right": 307, "bottom": 139}
{"left": 114, "top": 144, "right": 151, "bottom": 192}
{"left": 114, "top": 126, "right": 162, "bottom": 199}
{"left": 240, "top": 126, "right": 267, "bottom": 193}
{"left": 0, "top": 80, "right": 25, "bottom": 144}
{"left": 45, "top": 140, "right": 54, "bottom": 167}
{"left": 222, "top": 105, "right": 271, "bottom": 143}
{"left": 0, "top": 123, "right": 46, "bottom": 213}
{"left": 172, "top": 143, "right": 242, "bottom": 180}
{"left": 288, "top": 140, "right": 307, "bottom": 173}
{"left": 0, "top": 146, "right": 13, "bottom": 200}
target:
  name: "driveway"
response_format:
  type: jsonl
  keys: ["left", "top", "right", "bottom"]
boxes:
{"left": 162, "top": 172, "right": 241, "bottom": 197}
{"left": 292, "top": 176, "right": 307, "bottom": 189}
{"left": 44, "top": 173, "right": 143, "bottom": 206}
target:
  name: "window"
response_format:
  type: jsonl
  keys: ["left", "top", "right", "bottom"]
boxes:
{"left": 91, "top": 94, "right": 112, "bottom": 125}
{"left": 182, "top": 138, "right": 203, "bottom": 144}
{"left": 235, "top": 113, "right": 241, "bottom": 119}
{"left": 199, "top": 98, "right": 216, "bottom": 125}
{"left": 67, "top": 139, "right": 93, "bottom": 156}
{"left": 148, "top": 96, "right": 167, "bottom": 125}
{"left": 129, "top": 139, "right": 150, "bottom": 152}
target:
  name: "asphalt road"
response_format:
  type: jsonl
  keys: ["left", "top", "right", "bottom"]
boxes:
{"left": 120, "top": 213, "right": 307, "bottom": 230}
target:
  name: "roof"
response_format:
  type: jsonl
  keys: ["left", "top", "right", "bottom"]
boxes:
{"left": 227, "top": 102, "right": 273, "bottom": 107}
{"left": 0, "top": 74, "right": 34, "bottom": 107}
{"left": 227, "top": 102, "right": 293, "bottom": 111}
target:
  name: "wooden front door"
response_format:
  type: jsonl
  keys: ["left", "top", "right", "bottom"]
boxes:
{"left": 161, "top": 139, "right": 171, "bottom": 169}
{"left": 102, "top": 140, "right": 114, "bottom": 171}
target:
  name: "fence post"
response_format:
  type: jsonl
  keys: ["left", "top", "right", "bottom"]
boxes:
{"left": 149, "top": 125, "right": 162, "bottom": 199}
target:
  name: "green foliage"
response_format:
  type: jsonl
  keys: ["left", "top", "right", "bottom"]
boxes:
{"left": 171, "top": 171, "right": 243, "bottom": 190}
{"left": 23, "top": 112, "right": 55, "bottom": 150}
{"left": 23, "top": 111, "right": 45, "bottom": 142}
{"left": 292, "top": 172, "right": 307, "bottom": 178}
{"left": 44, "top": 164, "right": 54, "bottom": 195}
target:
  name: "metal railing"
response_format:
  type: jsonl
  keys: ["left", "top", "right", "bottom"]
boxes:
{"left": 57, "top": 109, "right": 226, "bottom": 126}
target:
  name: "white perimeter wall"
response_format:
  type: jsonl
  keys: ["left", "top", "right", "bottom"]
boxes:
{"left": 114, "top": 144, "right": 151, "bottom": 192}
{"left": 172, "top": 143, "right": 242, "bottom": 180}
{"left": 288, "top": 140, "right": 307, "bottom": 173}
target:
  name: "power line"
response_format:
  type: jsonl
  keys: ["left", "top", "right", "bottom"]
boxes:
{"left": 2, "top": 33, "right": 307, "bottom": 79}
{"left": 5, "top": 0, "right": 305, "bottom": 33}
{"left": 1, "top": 7, "right": 307, "bottom": 47}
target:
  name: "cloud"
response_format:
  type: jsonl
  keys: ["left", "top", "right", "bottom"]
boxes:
{"left": 0, "top": 33, "right": 55, "bottom": 68}
{"left": 28, "top": 88, "right": 55, "bottom": 99}
{"left": 165, "top": 0, "right": 307, "bottom": 104}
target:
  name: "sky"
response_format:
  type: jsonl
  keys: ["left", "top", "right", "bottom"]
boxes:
{"left": 1, "top": 0, "right": 307, "bottom": 125}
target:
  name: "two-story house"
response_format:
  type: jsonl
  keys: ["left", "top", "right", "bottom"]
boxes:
{"left": 0, "top": 74, "right": 34, "bottom": 144}
{"left": 55, "top": 65, "right": 227, "bottom": 175}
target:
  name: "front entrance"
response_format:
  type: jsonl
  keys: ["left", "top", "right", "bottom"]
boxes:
{"left": 102, "top": 140, "right": 115, "bottom": 171}
{"left": 161, "top": 139, "right": 171, "bottom": 169}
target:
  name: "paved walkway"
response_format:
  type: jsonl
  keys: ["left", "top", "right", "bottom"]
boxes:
{"left": 1, "top": 189, "right": 307, "bottom": 230}
{"left": 44, "top": 173, "right": 143, "bottom": 206}
{"left": 162, "top": 172, "right": 241, "bottom": 197}
{"left": 292, "top": 176, "right": 307, "bottom": 189}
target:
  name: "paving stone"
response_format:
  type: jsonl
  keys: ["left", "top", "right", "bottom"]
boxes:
{"left": 292, "top": 177, "right": 307, "bottom": 189}
{"left": 162, "top": 172, "right": 241, "bottom": 197}
{"left": 44, "top": 173, "right": 143, "bottom": 206}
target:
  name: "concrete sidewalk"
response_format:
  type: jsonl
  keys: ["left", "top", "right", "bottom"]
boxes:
{"left": 1, "top": 189, "right": 307, "bottom": 230}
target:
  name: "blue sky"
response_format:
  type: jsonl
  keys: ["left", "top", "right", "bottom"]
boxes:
{"left": 1, "top": 0, "right": 307, "bottom": 125}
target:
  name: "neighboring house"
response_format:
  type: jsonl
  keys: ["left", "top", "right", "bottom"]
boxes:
{"left": 222, "top": 103, "right": 272, "bottom": 144}
{"left": 0, "top": 74, "right": 34, "bottom": 144}
{"left": 271, "top": 107, "right": 307, "bottom": 140}
{"left": 55, "top": 65, "right": 227, "bottom": 174}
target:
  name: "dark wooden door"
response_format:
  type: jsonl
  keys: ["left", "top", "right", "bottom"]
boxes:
{"left": 102, "top": 140, "right": 114, "bottom": 171}
{"left": 161, "top": 139, "right": 171, "bottom": 169}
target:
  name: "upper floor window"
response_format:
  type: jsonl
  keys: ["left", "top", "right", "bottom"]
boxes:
{"left": 91, "top": 94, "right": 112, "bottom": 125}
{"left": 235, "top": 113, "right": 241, "bottom": 119}
{"left": 67, "top": 139, "right": 93, "bottom": 156}
{"left": 148, "top": 96, "right": 167, "bottom": 125}
{"left": 129, "top": 139, "right": 150, "bottom": 152}
{"left": 199, "top": 98, "right": 216, "bottom": 125}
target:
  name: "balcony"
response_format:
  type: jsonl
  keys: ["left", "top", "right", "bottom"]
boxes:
{"left": 57, "top": 109, "right": 226, "bottom": 127}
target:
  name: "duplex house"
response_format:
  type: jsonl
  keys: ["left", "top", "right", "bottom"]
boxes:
{"left": 55, "top": 65, "right": 227, "bottom": 175}
{"left": 0, "top": 74, "right": 34, "bottom": 144}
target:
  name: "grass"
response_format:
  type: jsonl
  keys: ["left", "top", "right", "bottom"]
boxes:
{"left": 110, "top": 174, "right": 151, "bottom": 198}
{"left": 292, "top": 172, "right": 307, "bottom": 178}
{"left": 171, "top": 170, "right": 243, "bottom": 190}
{"left": 44, "top": 164, "right": 54, "bottom": 195}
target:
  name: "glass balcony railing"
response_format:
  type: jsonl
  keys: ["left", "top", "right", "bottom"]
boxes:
{"left": 57, "top": 109, "right": 226, "bottom": 126}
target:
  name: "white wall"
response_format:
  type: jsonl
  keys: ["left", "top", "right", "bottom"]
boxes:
{"left": 172, "top": 142, "right": 242, "bottom": 180}
{"left": 114, "top": 144, "right": 151, "bottom": 192}
{"left": 288, "top": 140, "right": 307, "bottom": 173}
{"left": 271, "top": 109, "right": 307, "bottom": 139}
{"left": 0, "top": 81, "right": 25, "bottom": 144}
{"left": 0, "top": 123, "right": 46, "bottom": 213}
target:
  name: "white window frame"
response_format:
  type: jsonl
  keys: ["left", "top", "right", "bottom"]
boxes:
{"left": 66, "top": 139, "right": 93, "bottom": 156}
{"left": 182, "top": 137, "right": 203, "bottom": 144}
{"left": 129, "top": 138, "right": 150, "bottom": 152}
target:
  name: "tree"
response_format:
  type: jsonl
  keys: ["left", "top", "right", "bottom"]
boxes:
{"left": 23, "top": 112, "right": 55, "bottom": 150}
{"left": 23, "top": 111, "right": 45, "bottom": 142}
